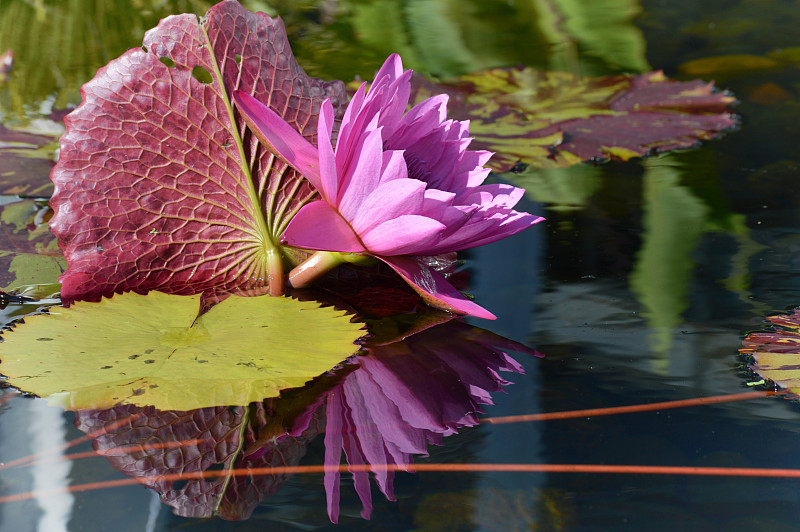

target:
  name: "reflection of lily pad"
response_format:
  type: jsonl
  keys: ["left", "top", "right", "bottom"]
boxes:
{"left": 0, "top": 292, "right": 363, "bottom": 411}
{"left": 741, "top": 307, "right": 800, "bottom": 397}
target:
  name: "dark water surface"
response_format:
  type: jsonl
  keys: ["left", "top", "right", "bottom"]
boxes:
{"left": 2, "top": 0, "right": 800, "bottom": 530}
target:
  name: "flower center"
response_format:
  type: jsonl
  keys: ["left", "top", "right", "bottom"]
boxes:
{"left": 402, "top": 151, "right": 433, "bottom": 184}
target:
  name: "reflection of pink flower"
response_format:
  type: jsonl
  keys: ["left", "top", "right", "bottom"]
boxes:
{"left": 322, "top": 321, "right": 531, "bottom": 522}
{"left": 234, "top": 54, "right": 543, "bottom": 319}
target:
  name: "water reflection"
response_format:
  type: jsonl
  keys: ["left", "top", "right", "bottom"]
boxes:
{"left": 72, "top": 318, "right": 537, "bottom": 522}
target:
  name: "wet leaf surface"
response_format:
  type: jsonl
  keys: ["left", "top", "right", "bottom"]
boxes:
{"left": 0, "top": 291, "right": 363, "bottom": 410}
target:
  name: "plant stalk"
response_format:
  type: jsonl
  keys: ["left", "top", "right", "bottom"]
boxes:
{"left": 288, "top": 251, "right": 347, "bottom": 288}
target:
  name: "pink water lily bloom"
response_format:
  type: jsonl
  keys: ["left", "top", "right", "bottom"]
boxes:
{"left": 234, "top": 54, "right": 543, "bottom": 319}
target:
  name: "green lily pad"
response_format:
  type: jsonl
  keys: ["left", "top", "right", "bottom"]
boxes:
{"left": 0, "top": 292, "right": 364, "bottom": 411}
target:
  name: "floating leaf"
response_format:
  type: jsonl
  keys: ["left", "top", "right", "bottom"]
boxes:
{"left": 411, "top": 68, "right": 736, "bottom": 172}
{"left": 0, "top": 291, "right": 363, "bottom": 411}
{"left": 50, "top": 0, "right": 348, "bottom": 302}
{"left": 741, "top": 307, "right": 800, "bottom": 397}
{"left": 0, "top": 197, "right": 64, "bottom": 290}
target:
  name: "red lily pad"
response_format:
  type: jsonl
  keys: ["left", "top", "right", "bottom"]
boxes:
{"left": 411, "top": 68, "right": 737, "bottom": 172}
{"left": 741, "top": 307, "right": 800, "bottom": 397}
{"left": 50, "top": 0, "right": 348, "bottom": 302}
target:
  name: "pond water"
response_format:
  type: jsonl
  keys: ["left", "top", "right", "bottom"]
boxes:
{"left": 2, "top": 0, "right": 800, "bottom": 530}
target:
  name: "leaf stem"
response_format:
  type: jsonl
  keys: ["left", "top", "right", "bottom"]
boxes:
{"left": 288, "top": 251, "right": 348, "bottom": 288}
{"left": 267, "top": 248, "right": 284, "bottom": 296}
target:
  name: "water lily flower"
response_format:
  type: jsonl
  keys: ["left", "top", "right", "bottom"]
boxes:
{"left": 234, "top": 54, "right": 543, "bottom": 319}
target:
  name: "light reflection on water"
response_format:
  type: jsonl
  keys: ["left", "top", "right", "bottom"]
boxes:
{"left": 28, "top": 400, "right": 73, "bottom": 532}
{"left": 0, "top": 398, "right": 73, "bottom": 532}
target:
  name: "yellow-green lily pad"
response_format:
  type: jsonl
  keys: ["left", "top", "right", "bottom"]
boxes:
{"left": 741, "top": 306, "right": 800, "bottom": 397}
{"left": 0, "top": 292, "right": 364, "bottom": 411}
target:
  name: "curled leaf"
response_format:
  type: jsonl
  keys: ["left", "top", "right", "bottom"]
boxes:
{"left": 49, "top": 0, "right": 348, "bottom": 302}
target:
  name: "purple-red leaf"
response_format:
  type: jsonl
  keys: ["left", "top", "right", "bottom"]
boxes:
{"left": 50, "top": 0, "right": 347, "bottom": 302}
{"left": 410, "top": 68, "right": 736, "bottom": 172}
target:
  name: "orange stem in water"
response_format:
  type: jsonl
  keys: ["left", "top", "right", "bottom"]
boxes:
{"left": 0, "top": 391, "right": 779, "bottom": 471}
{"left": 482, "top": 390, "right": 779, "bottom": 425}
{"left": 3, "top": 462, "right": 800, "bottom": 504}
{"left": 0, "top": 412, "right": 143, "bottom": 471}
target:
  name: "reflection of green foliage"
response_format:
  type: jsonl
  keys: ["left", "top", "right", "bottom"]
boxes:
{"left": 272, "top": 0, "right": 648, "bottom": 81}
{"left": 508, "top": 164, "right": 603, "bottom": 211}
{"left": 531, "top": 0, "right": 648, "bottom": 74}
{"left": 0, "top": 291, "right": 364, "bottom": 411}
{"left": 627, "top": 153, "right": 765, "bottom": 370}
{"left": 413, "top": 487, "right": 573, "bottom": 531}
{"left": 630, "top": 158, "right": 708, "bottom": 369}
{"left": 0, "top": 0, "right": 216, "bottom": 121}
{"left": 1, "top": 0, "right": 650, "bottom": 119}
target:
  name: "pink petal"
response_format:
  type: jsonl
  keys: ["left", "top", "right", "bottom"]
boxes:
{"left": 360, "top": 215, "right": 444, "bottom": 255}
{"left": 350, "top": 178, "right": 426, "bottom": 235}
{"left": 378, "top": 150, "right": 409, "bottom": 186}
{"left": 436, "top": 210, "right": 544, "bottom": 252}
{"left": 391, "top": 94, "right": 448, "bottom": 146}
{"left": 379, "top": 255, "right": 497, "bottom": 319}
{"left": 337, "top": 126, "right": 386, "bottom": 219}
{"left": 334, "top": 82, "right": 367, "bottom": 172}
{"left": 282, "top": 201, "right": 365, "bottom": 252}
{"left": 377, "top": 70, "right": 413, "bottom": 135}
{"left": 373, "top": 53, "right": 404, "bottom": 85}
{"left": 317, "top": 99, "right": 339, "bottom": 202}
{"left": 233, "top": 90, "right": 323, "bottom": 191}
